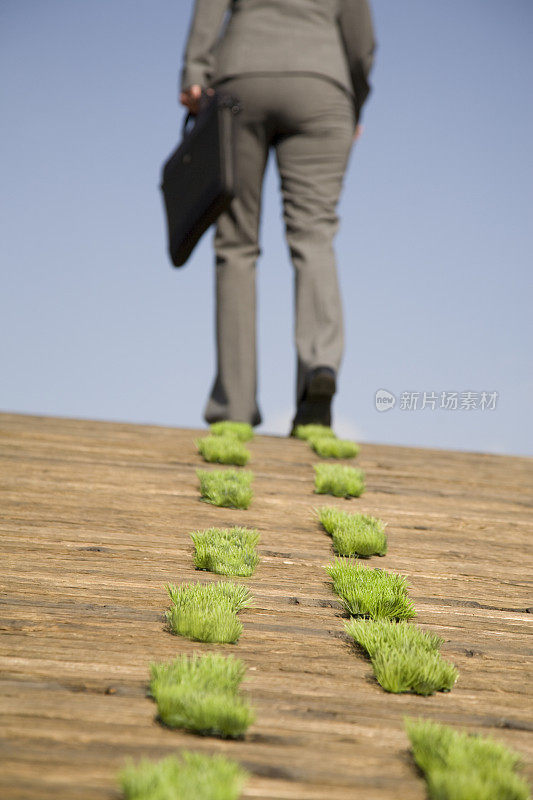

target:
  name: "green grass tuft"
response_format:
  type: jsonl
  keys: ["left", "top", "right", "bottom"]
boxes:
{"left": 119, "top": 751, "right": 248, "bottom": 800}
{"left": 309, "top": 436, "right": 360, "bottom": 459}
{"left": 346, "top": 618, "right": 457, "bottom": 695}
{"left": 346, "top": 618, "right": 443, "bottom": 657}
{"left": 149, "top": 652, "right": 255, "bottom": 738}
{"left": 405, "top": 717, "right": 531, "bottom": 799}
{"left": 197, "top": 469, "right": 253, "bottom": 509}
{"left": 165, "top": 581, "right": 252, "bottom": 643}
{"left": 293, "top": 424, "right": 337, "bottom": 441}
{"left": 166, "top": 580, "right": 251, "bottom": 613}
{"left": 317, "top": 506, "right": 387, "bottom": 556}
{"left": 196, "top": 435, "right": 250, "bottom": 466}
{"left": 325, "top": 558, "right": 416, "bottom": 620}
{"left": 372, "top": 644, "right": 458, "bottom": 694}
{"left": 191, "top": 527, "right": 260, "bottom": 577}
{"left": 314, "top": 463, "right": 365, "bottom": 498}
{"left": 210, "top": 421, "right": 254, "bottom": 442}
{"left": 165, "top": 604, "right": 242, "bottom": 644}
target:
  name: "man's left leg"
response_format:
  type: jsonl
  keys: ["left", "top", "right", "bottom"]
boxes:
{"left": 274, "top": 76, "right": 357, "bottom": 428}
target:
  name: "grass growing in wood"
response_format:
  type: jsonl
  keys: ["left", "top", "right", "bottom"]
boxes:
{"left": 210, "top": 421, "right": 254, "bottom": 442}
{"left": 346, "top": 618, "right": 443, "bottom": 657}
{"left": 371, "top": 644, "right": 458, "bottom": 695}
{"left": 166, "top": 580, "right": 251, "bottom": 613}
{"left": 346, "top": 618, "right": 458, "bottom": 695}
{"left": 196, "top": 435, "right": 250, "bottom": 466}
{"left": 197, "top": 468, "right": 253, "bottom": 509}
{"left": 293, "top": 423, "right": 337, "bottom": 441}
{"left": 308, "top": 436, "right": 360, "bottom": 459}
{"left": 326, "top": 559, "right": 416, "bottom": 620}
{"left": 314, "top": 464, "right": 365, "bottom": 498}
{"left": 165, "top": 581, "right": 252, "bottom": 643}
{"left": 119, "top": 751, "right": 248, "bottom": 800}
{"left": 317, "top": 506, "right": 387, "bottom": 556}
{"left": 405, "top": 717, "right": 530, "bottom": 799}
{"left": 149, "top": 652, "right": 255, "bottom": 738}
{"left": 191, "top": 527, "right": 260, "bottom": 577}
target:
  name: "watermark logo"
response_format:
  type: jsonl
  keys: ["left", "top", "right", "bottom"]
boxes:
{"left": 374, "top": 389, "right": 498, "bottom": 411}
{"left": 375, "top": 389, "right": 396, "bottom": 412}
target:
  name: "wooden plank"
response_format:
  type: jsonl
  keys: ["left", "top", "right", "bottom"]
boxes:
{"left": 0, "top": 411, "right": 532, "bottom": 799}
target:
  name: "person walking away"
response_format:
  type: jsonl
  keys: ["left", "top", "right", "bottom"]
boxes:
{"left": 179, "top": 0, "right": 376, "bottom": 433}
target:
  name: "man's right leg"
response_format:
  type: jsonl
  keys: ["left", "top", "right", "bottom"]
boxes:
{"left": 203, "top": 78, "right": 271, "bottom": 426}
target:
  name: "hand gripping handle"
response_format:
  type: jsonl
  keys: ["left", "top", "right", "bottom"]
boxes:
{"left": 181, "top": 88, "right": 214, "bottom": 137}
{"left": 181, "top": 89, "right": 242, "bottom": 138}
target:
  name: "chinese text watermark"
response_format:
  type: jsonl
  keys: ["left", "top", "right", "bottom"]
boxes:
{"left": 374, "top": 389, "right": 498, "bottom": 412}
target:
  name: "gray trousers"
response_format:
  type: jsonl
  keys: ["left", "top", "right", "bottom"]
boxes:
{"left": 204, "top": 73, "right": 357, "bottom": 426}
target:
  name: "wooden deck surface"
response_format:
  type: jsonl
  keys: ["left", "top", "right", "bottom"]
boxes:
{"left": 1, "top": 411, "right": 532, "bottom": 799}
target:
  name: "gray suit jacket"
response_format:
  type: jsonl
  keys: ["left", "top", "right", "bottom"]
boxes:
{"left": 180, "top": 0, "right": 376, "bottom": 121}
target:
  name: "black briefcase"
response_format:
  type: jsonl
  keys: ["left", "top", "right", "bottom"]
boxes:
{"left": 160, "top": 89, "right": 242, "bottom": 268}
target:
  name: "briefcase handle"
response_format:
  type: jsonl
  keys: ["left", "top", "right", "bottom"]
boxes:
{"left": 181, "top": 88, "right": 215, "bottom": 137}
{"left": 181, "top": 89, "right": 243, "bottom": 138}
{"left": 182, "top": 112, "right": 195, "bottom": 137}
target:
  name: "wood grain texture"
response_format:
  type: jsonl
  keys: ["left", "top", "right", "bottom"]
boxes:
{"left": 1, "top": 411, "right": 532, "bottom": 799}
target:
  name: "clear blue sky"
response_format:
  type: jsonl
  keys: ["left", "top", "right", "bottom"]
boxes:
{"left": 1, "top": 1, "right": 532, "bottom": 455}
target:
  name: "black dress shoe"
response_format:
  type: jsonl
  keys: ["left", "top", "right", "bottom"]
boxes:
{"left": 305, "top": 366, "right": 336, "bottom": 402}
{"left": 290, "top": 366, "right": 337, "bottom": 434}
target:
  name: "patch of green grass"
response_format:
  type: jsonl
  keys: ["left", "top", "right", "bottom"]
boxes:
{"left": 346, "top": 618, "right": 443, "bottom": 657}
{"left": 346, "top": 618, "right": 458, "bottom": 695}
{"left": 191, "top": 527, "right": 260, "bottom": 577}
{"left": 165, "top": 581, "right": 252, "bottom": 643}
{"left": 317, "top": 506, "right": 387, "bottom": 556}
{"left": 119, "top": 751, "right": 248, "bottom": 800}
{"left": 325, "top": 559, "right": 416, "bottom": 620}
{"left": 149, "top": 652, "right": 255, "bottom": 738}
{"left": 196, "top": 435, "right": 250, "bottom": 466}
{"left": 314, "top": 464, "right": 365, "bottom": 498}
{"left": 405, "top": 717, "right": 530, "bottom": 799}
{"left": 293, "top": 424, "right": 337, "bottom": 441}
{"left": 210, "top": 421, "right": 254, "bottom": 442}
{"left": 197, "top": 468, "right": 253, "bottom": 509}
{"left": 371, "top": 644, "right": 458, "bottom": 695}
{"left": 309, "top": 437, "right": 360, "bottom": 459}
{"left": 166, "top": 580, "right": 251, "bottom": 613}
